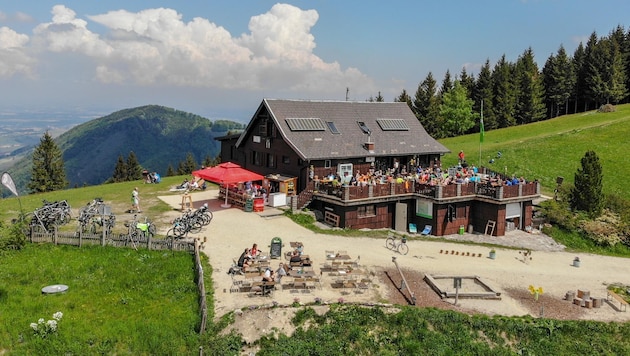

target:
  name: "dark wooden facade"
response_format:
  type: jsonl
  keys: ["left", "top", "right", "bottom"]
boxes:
{"left": 216, "top": 99, "right": 539, "bottom": 236}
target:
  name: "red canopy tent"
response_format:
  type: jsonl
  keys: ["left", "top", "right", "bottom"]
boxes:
{"left": 192, "top": 162, "right": 264, "bottom": 208}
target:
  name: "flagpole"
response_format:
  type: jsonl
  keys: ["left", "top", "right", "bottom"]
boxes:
{"left": 479, "top": 100, "right": 484, "bottom": 168}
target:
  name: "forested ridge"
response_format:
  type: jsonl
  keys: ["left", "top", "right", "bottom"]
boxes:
{"left": 7, "top": 105, "right": 244, "bottom": 192}
{"left": 396, "top": 26, "right": 630, "bottom": 139}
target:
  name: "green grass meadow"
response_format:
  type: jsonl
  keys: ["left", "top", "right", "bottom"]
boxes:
{"left": 0, "top": 244, "right": 202, "bottom": 354}
{"left": 439, "top": 104, "right": 630, "bottom": 197}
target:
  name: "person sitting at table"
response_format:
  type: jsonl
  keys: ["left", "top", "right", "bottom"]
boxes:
{"left": 262, "top": 267, "right": 275, "bottom": 285}
{"left": 275, "top": 263, "right": 288, "bottom": 281}
{"left": 289, "top": 249, "right": 302, "bottom": 264}
{"left": 250, "top": 243, "right": 260, "bottom": 258}
{"left": 237, "top": 248, "right": 252, "bottom": 272}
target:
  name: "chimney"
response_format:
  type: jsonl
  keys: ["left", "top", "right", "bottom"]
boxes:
{"left": 364, "top": 141, "right": 374, "bottom": 152}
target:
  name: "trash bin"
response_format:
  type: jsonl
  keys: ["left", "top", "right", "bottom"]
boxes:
{"left": 270, "top": 237, "right": 282, "bottom": 259}
{"left": 244, "top": 198, "right": 253, "bottom": 212}
{"left": 458, "top": 225, "right": 465, "bottom": 235}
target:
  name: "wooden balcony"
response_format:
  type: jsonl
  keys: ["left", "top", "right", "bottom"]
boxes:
{"left": 311, "top": 180, "right": 540, "bottom": 204}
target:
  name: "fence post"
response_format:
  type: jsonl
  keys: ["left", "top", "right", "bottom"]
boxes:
{"left": 53, "top": 226, "right": 58, "bottom": 245}
{"left": 78, "top": 229, "right": 82, "bottom": 248}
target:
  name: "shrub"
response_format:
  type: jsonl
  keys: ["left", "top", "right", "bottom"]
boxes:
{"left": 0, "top": 218, "right": 27, "bottom": 251}
{"left": 579, "top": 210, "right": 623, "bottom": 246}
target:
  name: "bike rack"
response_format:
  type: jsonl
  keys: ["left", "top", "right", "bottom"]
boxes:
{"left": 391, "top": 256, "right": 416, "bottom": 305}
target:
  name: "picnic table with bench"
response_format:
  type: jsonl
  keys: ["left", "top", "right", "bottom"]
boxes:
{"left": 607, "top": 290, "right": 628, "bottom": 312}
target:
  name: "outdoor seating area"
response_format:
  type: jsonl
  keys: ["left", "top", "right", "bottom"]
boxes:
{"left": 228, "top": 242, "right": 373, "bottom": 297}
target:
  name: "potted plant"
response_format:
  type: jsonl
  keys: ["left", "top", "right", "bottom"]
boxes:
{"left": 489, "top": 249, "right": 496, "bottom": 260}
{"left": 573, "top": 256, "right": 580, "bottom": 267}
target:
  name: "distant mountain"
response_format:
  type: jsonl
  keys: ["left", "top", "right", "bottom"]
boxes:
{"left": 7, "top": 105, "right": 244, "bottom": 193}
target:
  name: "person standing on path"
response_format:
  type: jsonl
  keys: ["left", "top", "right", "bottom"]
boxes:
{"left": 131, "top": 187, "right": 141, "bottom": 212}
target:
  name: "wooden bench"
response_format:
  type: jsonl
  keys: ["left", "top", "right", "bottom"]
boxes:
{"left": 607, "top": 290, "right": 628, "bottom": 312}
{"left": 324, "top": 211, "right": 340, "bottom": 227}
{"left": 251, "top": 281, "right": 276, "bottom": 296}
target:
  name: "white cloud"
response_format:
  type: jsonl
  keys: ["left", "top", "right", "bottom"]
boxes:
{"left": 17, "top": 3, "right": 374, "bottom": 96}
{"left": 0, "top": 26, "right": 34, "bottom": 78}
{"left": 32, "top": 5, "right": 112, "bottom": 57}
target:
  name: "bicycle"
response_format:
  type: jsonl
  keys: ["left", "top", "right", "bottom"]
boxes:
{"left": 385, "top": 233, "right": 409, "bottom": 255}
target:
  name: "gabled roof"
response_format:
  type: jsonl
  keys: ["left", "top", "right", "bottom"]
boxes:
{"left": 236, "top": 99, "right": 450, "bottom": 160}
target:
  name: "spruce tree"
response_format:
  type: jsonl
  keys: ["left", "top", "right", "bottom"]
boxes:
{"left": 413, "top": 72, "right": 441, "bottom": 137}
{"left": 570, "top": 151, "right": 604, "bottom": 218}
{"left": 166, "top": 164, "right": 176, "bottom": 177}
{"left": 394, "top": 89, "right": 412, "bottom": 108}
{"left": 473, "top": 59, "right": 496, "bottom": 130}
{"left": 112, "top": 154, "right": 128, "bottom": 182}
{"left": 492, "top": 54, "right": 517, "bottom": 128}
{"left": 514, "top": 47, "right": 546, "bottom": 124}
{"left": 27, "top": 131, "right": 68, "bottom": 193}
{"left": 183, "top": 152, "right": 198, "bottom": 174}
{"left": 126, "top": 151, "right": 143, "bottom": 181}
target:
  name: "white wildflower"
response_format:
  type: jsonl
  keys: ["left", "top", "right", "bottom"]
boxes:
{"left": 53, "top": 311, "right": 63, "bottom": 321}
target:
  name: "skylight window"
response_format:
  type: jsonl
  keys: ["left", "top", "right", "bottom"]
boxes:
{"left": 357, "top": 121, "right": 371, "bottom": 135}
{"left": 327, "top": 121, "right": 340, "bottom": 134}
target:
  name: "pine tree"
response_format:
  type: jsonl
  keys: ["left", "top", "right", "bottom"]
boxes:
{"left": 459, "top": 67, "right": 476, "bottom": 99}
{"left": 27, "top": 131, "right": 68, "bottom": 193}
{"left": 583, "top": 32, "right": 602, "bottom": 108}
{"left": 570, "top": 151, "right": 604, "bottom": 218}
{"left": 492, "top": 54, "right": 517, "bottom": 128}
{"left": 413, "top": 72, "right": 441, "bottom": 137}
{"left": 514, "top": 47, "right": 546, "bottom": 124}
{"left": 166, "top": 164, "right": 176, "bottom": 177}
{"left": 439, "top": 69, "right": 454, "bottom": 96}
{"left": 543, "top": 45, "right": 575, "bottom": 118}
{"left": 126, "top": 151, "right": 143, "bottom": 181}
{"left": 112, "top": 154, "right": 128, "bottom": 182}
{"left": 177, "top": 160, "right": 187, "bottom": 175}
{"left": 394, "top": 89, "right": 413, "bottom": 109}
{"left": 473, "top": 59, "right": 496, "bottom": 130}
{"left": 572, "top": 43, "right": 588, "bottom": 112}
{"left": 182, "top": 152, "right": 198, "bottom": 174}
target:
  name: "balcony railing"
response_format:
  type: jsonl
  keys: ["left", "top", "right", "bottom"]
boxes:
{"left": 312, "top": 180, "right": 540, "bottom": 203}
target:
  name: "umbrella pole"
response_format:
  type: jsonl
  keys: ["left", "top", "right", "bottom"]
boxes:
{"left": 221, "top": 185, "right": 232, "bottom": 208}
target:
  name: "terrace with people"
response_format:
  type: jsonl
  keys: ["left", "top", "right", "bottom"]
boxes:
{"left": 310, "top": 164, "right": 540, "bottom": 203}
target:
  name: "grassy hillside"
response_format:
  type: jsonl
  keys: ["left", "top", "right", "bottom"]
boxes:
{"left": 439, "top": 104, "right": 630, "bottom": 197}
{"left": 6, "top": 105, "right": 244, "bottom": 194}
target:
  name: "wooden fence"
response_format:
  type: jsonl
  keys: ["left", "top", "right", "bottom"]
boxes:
{"left": 28, "top": 226, "right": 208, "bottom": 334}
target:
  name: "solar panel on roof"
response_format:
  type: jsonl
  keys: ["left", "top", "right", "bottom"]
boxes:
{"left": 376, "top": 118, "right": 409, "bottom": 131}
{"left": 285, "top": 118, "right": 326, "bottom": 131}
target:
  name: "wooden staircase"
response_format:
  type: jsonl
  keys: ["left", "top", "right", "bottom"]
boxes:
{"left": 295, "top": 182, "right": 315, "bottom": 210}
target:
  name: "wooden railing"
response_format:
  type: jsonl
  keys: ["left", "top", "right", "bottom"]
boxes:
{"left": 311, "top": 180, "right": 540, "bottom": 203}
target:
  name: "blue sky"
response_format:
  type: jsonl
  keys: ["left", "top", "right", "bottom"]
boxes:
{"left": 1, "top": 0, "right": 629, "bottom": 122}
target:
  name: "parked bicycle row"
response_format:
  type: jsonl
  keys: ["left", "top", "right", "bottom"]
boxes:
{"left": 24, "top": 198, "right": 213, "bottom": 243}
{"left": 167, "top": 203, "right": 213, "bottom": 239}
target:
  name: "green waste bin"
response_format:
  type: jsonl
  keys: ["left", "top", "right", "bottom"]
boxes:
{"left": 458, "top": 225, "right": 465, "bottom": 235}
{"left": 244, "top": 198, "right": 253, "bottom": 212}
{"left": 270, "top": 237, "right": 282, "bottom": 259}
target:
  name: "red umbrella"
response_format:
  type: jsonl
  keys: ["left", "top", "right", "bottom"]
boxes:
{"left": 192, "top": 162, "right": 264, "bottom": 208}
